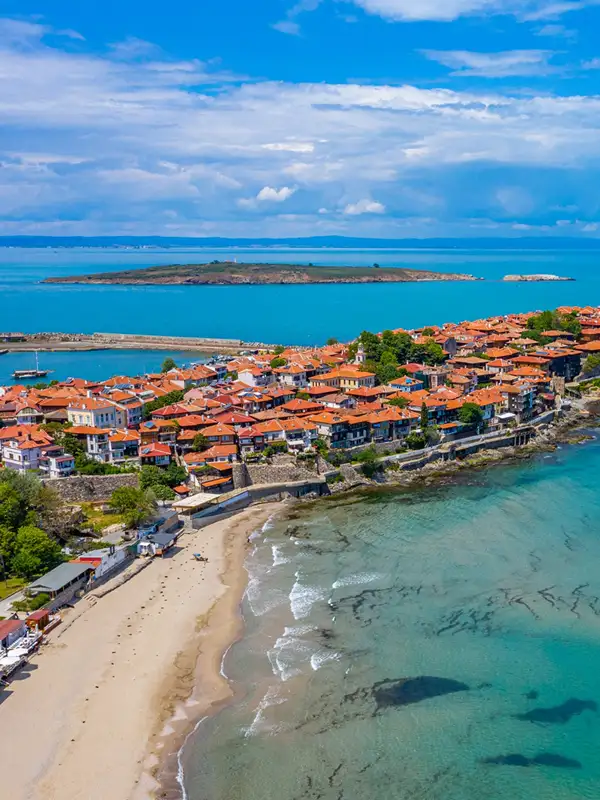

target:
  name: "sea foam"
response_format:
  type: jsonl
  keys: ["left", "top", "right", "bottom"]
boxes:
{"left": 332, "top": 572, "right": 383, "bottom": 589}
{"left": 289, "top": 573, "right": 329, "bottom": 620}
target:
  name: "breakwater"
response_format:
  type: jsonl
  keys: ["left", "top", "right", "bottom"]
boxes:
{"left": 0, "top": 332, "right": 283, "bottom": 354}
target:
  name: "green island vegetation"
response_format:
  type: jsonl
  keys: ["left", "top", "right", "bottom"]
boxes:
{"left": 44, "top": 261, "right": 477, "bottom": 286}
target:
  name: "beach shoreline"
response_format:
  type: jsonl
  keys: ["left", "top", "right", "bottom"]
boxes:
{"left": 144, "top": 503, "right": 287, "bottom": 800}
{"left": 0, "top": 502, "right": 285, "bottom": 800}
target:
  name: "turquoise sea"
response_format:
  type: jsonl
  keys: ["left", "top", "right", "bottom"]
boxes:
{"left": 183, "top": 435, "right": 600, "bottom": 800}
{"left": 3, "top": 247, "right": 600, "bottom": 350}
{"left": 0, "top": 349, "right": 204, "bottom": 386}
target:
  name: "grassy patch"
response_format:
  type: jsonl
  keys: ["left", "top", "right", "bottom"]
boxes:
{"left": 0, "top": 576, "right": 27, "bottom": 601}
{"left": 79, "top": 502, "right": 126, "bottom": 534}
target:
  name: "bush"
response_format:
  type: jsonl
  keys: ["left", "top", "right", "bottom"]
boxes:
{"left": 584, "top": 354, "right": 600, "bottom": 374}
{"left": 326, "top": 449, "right": 351, "bottom": 467}
{"left": 264, "top": 441, "right": 288, "bottom": 458}
{"left": 12, "top": 592, "right": 51, "bottom": 613}
{"left": 406, "top": 432, "right": 426, "bottom": 450}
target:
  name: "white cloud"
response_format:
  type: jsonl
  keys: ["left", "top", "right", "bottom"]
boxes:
{"left": 535, "top": 22, "right": 578, "bottom": 37}
{"left": 343, "top": 199, "right": 386, "bottom": 215}
{"left": 262, "top": 142, "right": 315, "bottom": 153}
{"left": 4, "top": 16, "right": 600, "bottom": 234}
{"left": 273, "top": 0, "right": 323, "bottom": 34}
{"left": 271, "top": 20, "right": 301, "bottom": 35}
{"left": 421, "top": 49, "right": 559, "bottom": 77}
{"left": 348, "top": 0, "right": 588, "bottom": 21}
{"left": 256, "top": 186, "right": 296, "bottom": 202}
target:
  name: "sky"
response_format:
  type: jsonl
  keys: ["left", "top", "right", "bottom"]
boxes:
{"left": 3, "top": 1, "right": 600, "bottom": 238}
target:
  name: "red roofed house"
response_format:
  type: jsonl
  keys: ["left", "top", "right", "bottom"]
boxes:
{"left": 139, "top": 442, "right": 171, "bottom": 467}
{"left": 67, "top": 397, "right": 117, "bottom": 429}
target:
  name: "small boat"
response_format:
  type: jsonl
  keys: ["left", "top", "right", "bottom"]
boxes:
{"left": 12, "top": 351, "right": 52, "bottom": 380}
{"left": 0, "top": 349, "right": 8, "bottom": 355}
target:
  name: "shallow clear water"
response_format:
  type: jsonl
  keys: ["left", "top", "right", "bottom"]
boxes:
{"left": 3, "top": 246, "right": 600, "bottom": 345}
{"left": 0, "top": 349, "right": 202, "bottom": 385}
{"left": 184, "top": 437, "right": 600, "bottom": 800}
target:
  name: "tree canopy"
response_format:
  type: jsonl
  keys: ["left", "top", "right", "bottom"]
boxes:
{"left": 458, "top": 402, "right": 484, "bottom": 426}
{"left": 161, "top": 357, "right": 178, "bottom": 373}
{"left": 11, "top": 525, "right": 64, "bottom": 580}
{"left": 526, "top": 309, "right": 582, "bottom": 341}
{"left": 110, "top": 487, "right": 156, "bottom": 528}
{"left": 351, "top": 329, "right": 445, "bottom": 385}
{"left": 139, "top": 463, "right": 187, "bottom": 490}
{"left": 142, "top": 390, "right": 185, "bottom": 420}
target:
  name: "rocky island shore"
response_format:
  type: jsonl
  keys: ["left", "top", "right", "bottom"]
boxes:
{"left": 503, "top": 274, "right": 575, "bottom": 281}
{"left": 43, "top": 261, "right": 479, "bottom": 285}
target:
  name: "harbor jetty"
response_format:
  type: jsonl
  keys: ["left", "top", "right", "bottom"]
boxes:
{"left": 0, "top": 332, "right": 280, "bottom": 355}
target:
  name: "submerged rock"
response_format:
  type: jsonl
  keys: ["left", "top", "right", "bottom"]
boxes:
{"left": 515, "top": 698, "right": 597, "bottom": 724}
{"left": 482, "top": 753, "right": 582, "bottom": 769}
{"left": 373, "top": 676, "right": 469, "bottom": 709}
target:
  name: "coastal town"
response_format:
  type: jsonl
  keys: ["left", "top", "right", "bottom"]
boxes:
{"left": 1, "top": 303, "right": 600, "bottom": 797}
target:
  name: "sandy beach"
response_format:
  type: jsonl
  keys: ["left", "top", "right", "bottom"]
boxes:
{"left": 0, "top": 503, "right": 283, "bottom": 800}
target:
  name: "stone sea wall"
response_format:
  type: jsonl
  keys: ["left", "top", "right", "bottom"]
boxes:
{"left": 43, "top": 473, "right": 139, "bottom": 502}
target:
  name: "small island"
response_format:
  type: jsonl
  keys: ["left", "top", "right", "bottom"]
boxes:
{"left": 44, "top": 261, "right": 478, "bottom": 286}
{"left": 503, "top": 274, "right": 575, "bottom": 282}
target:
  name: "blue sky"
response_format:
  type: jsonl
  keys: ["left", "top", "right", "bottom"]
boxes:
{"left": 3, "top": 1, "right": 600, "bottom": 237}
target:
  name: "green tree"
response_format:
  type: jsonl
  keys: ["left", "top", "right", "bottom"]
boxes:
{"left": 161, "top": 357, "right": 177, "bottom": 373}
{"left": 0, "top": 524, "right": 18, "bottom": 573}
{"left": 62, "top": 433, "right": 86, "bottom": 458}
{"left": 420, "top": 402, "right": 429, "bottom": 431}
{"left": 584, "top": 354, "right": 600, "bottom": 374}
{"left": 110, "top": 487, "right": 155, "bottom": 528}
{"left": 0, "top": 483, "right": 27, "bottom": 531}
{"left": 11, "top": 525, "right": 64, "bottom": 580}
{"left": 142, "top": 390, "right": 185, "bottom": 420}
{"left": 458, "top": 402, "right": 484, "bottom": 427}
{"left": 139, "top": 463, "right": 186, "bottom": 490}
{"left": 355, "top": 446, "right": 379, "bottom": 478}
{"left": 421, "top": 327, "right": 434, "bottom": 337}
{"left": 313, "top": 438, "right": 328, "bottom": 457}
{"left": 270, "top": 357, "right": 287, "bottom": 369}
{"left": 192, "top": 432, "right": 210, "bottom": 452}
{"left": 151, "top": 484, "right": 176, "bottom": 502}
{"left": 139, "top": 465, "right": 167, "bottom": 491}
{"left": 326, "top": 337, "right": 339, "bottom": 346}
{"left": 388, "top": 396, "right": 409, "bottom": 409}
{"left": 273, "top": 345, "right": 285, "bottom": 355}
{"left": 405, "top": 432, "right": 426, "bottom": 450}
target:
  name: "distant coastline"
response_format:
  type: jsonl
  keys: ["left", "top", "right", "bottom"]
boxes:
{"left": 43, "top": 261, "right": 479, "bottom": 286}
{"left": 5, "top": 234, "right": 600, "bottom": 249}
